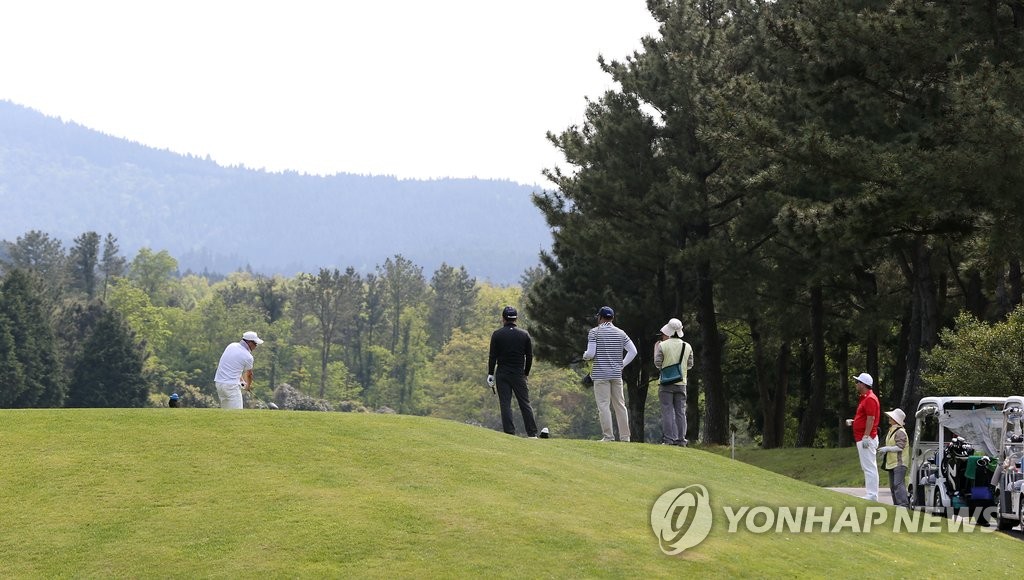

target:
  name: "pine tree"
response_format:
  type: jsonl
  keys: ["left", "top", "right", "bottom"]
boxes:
{"left": 428, "top": 263, "right": 478, "bottom": 350}
{"left": 0, "top": 269, "right": 66, "bottom": 407}
{"left": 68, "top": 231, "right": 101, "bottom": 300}
{"left": 293, "top": 268, "right": 363, "bottom": 399}
{"left": 99, "top": 233, "right": 127, "bottom": 302}
{"left": 0, "top": 311, "right": 25, "bottom": 407}
{"left": 67, "top": 306, "right": 148, "bottom": 407}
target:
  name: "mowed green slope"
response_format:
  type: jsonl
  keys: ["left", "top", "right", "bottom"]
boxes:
{"left": 1, "top": 410, "right": 1020, "bottom": 578}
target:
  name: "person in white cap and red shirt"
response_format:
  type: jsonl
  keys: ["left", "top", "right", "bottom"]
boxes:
{"left": 878, "top": 407, "right": 910, "bottom": 507}
{"left": 214, "top": 331, "right": 264, "bottom": 409}
{"left": 848, "top": 372, "right": 880, "bottom": 500}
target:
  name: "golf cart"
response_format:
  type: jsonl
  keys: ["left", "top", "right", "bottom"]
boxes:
{"left": 908, "top": 396, "right": 1006, "bottom": 518}
{"left": 992, "top": 395, "right": 1024, "bottom": 531}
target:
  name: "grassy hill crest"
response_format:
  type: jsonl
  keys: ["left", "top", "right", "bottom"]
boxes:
{"left": 2, "top": 409, "right": 1020, "bottom": 577}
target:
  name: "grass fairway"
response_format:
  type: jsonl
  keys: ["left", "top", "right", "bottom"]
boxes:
{"left": 1, "top": 410, "right": 1020, "bottom": 578}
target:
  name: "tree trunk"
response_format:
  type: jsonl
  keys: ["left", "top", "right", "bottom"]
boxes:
{"left": 891, "top": 305, "right": 910, "bottom": 407}
{"left": 626, "top": 357, "right": 651, "bottom": 443}
{"left": 1007, "top": 259, "right": 1023, "bottom": 316}
{"left": 797, "top": 285, "right": 826, "bottom": 447}
{"left": 837, "top": 342, "right": 851, "bottom": 447}
{"left": 899, "top": 238, "right": 939, "bottom": 423}
{"left": 753, "top": 317, "right": 788, "bottom": 449}
{"left": 687, "top": 373, "right": 701, "bottom": 443}
{"left": 697, "top": 259, "right": 729, "bottom": 444}
{"left": 963, "top": 268, "right": 987, "bottom": 320}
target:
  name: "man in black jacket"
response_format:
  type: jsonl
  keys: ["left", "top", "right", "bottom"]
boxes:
{"left": 487, "top": 306, "right": 538, "bottom": 438}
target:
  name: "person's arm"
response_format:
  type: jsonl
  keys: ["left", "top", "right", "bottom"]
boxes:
{"left": 860, "top": 415, "right": 875, "bottom": 448}
{"left": 895, "top": 429, "right": 907, "bottom": 449}
{"left": 581, "top": 338, "right": 598, "bottom": 360}
{"left": 653, "top": 341, "right": 664, "bottom": 369}
{"left": 524, "top": 334, "right": 533, "bottom": 377}
{"left": 879, "top": 429, "right": 907, "bottom": 453}
{"left": 487, "top": 332, "right": 497, "bottom": 388}
{"left": 685, "top": 342, "right": 694, "bottom": 370}
{"left": 487, "top": 332, "right": 498, "bottom": 375}
{"left": 242, "top": 369, "right": 254, "bottom": 391}
{"left": 623, "top": 339, "right": 637, "bottom": 367}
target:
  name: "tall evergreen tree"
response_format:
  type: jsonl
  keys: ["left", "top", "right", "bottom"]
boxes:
{"left": 427, "top": 263, "right": 478, "bottom": 350}
{"left": 530, "top": 1, "right": 759, "bottom": 443}
{"left": 0, "top": 269, "right": 66, "bottom": 407}
{"left": 352, "top": 273, "right": 386, "bottom": 394}
{"left": 1, "top": 230, "right": 66, "bottom": 314}
{"left": 0, "top": 311, "right": 25, "bottom": 407}
{"left": 67, "top": 305, "right": 148, "bottom": 407}
{"left": 378, "top": 255, "right": 428, "bottom": 354}
{"left": 68, "top": 231, "right": 101, "bottom": 300}
{"left": 736, "top": 0, "right": 1024, "bottom": 419}
{"left": 293, "top": 268, "right": 362, "bottom": 398}
{"left": 99, "top": 233, "right": 127, "bottom": 302}
{"left": 377, "top": 256, "right": 428, "bottom": 411}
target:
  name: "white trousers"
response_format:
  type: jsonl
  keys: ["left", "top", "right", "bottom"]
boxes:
{"left": 215, "top": 382, "right": 243, "bottom": 410}
{"left": 857, "top": 436, "right": 879, "bottom": 498}
{"left": 593, "top": 378, "right": 630, "bottom": 441}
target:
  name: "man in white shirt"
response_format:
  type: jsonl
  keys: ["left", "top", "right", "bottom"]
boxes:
{"left": 582, "top": 306, "right": 637, "bottom": 442}
{"left": 214, "top": 331, "right": 264, "bottom": 409}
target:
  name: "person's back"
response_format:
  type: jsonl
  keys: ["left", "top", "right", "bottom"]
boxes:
{"left": 582, "top": 306, "right": 636, "bottom": 442}
{"left": 489, "top": 324, "right": 533, "bottom": 376}
{"left": 486, "top": 306, "right": 537, "bottom": 438}
{"left": 588, "top": 322, "right": 631, "bottom": 380}
{"left": 215, "top": 341, "right": 252, "bottom": 384}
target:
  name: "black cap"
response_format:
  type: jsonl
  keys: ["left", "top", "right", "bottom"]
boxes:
{"left": 502, "top": 306, "right": 518, "bottom": 320}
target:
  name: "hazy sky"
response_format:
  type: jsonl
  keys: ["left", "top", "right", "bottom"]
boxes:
{"left": 0, "top": 1, "right": 660, "bottom": 185}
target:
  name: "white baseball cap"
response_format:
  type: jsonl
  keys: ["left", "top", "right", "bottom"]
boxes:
{"left": 852, "top": 372, "right": 873, "bottom": 387}
{"left": 242, "top": 331, "right": 264, "bottom": 345}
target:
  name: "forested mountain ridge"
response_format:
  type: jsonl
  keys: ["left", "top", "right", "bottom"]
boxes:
{"left": 0, "top": 100, "right": 552, "bottom": 282}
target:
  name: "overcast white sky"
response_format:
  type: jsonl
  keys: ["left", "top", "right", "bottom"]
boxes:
{"left": 0, "top": 1, "right": 660, "bottom": 185}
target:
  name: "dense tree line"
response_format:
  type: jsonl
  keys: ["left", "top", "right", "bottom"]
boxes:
{"left": 526, "top": 0, "right": 1024, "bottom": 446}
{"left": 0, "top": 229, "right": 612, "bottom": 439}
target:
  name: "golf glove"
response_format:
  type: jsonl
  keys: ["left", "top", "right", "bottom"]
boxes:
{"left": 486, "top": 374, "right": 495, "bottom": 388}
{"left": 860, "top": 437, "right": 871, "bottom": 449}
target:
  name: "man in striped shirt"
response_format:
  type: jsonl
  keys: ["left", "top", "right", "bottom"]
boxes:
{"left": 582, "top": 306, "right": 637, "bottom": 442}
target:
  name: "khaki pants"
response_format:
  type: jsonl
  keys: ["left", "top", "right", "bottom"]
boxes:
{"left": 593, "top": 378, "right": 630, "bottom": 441}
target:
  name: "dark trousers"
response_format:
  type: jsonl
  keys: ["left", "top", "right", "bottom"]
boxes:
{"left": 659, "top": 387, "right": 687, "bottom": 445}
{"left": 887, "top": 465, "right": 909, "bottom": 508}
{"left": 496, "top": 370, "right": 537, "bottom": 437}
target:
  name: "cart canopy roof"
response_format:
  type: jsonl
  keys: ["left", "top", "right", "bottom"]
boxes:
{"left": 915, "top": 397, "right": 1006, "bottom": 457}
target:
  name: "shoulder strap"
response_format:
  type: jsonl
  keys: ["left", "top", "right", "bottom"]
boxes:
{"left": 666, "top": 338, "right": 684, "bottom": 366}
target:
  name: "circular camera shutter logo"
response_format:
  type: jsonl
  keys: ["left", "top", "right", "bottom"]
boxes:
{"left": 650, "top": 484, "right": 713, "bottom": 555}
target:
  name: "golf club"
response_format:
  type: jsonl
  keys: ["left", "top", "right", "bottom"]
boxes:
{"left": 241, "top": 383, "right": 278, "bottom": 409}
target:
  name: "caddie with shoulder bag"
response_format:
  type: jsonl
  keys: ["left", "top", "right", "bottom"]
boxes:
{"left": 654, "top": 318, "right": 694, "bottom": 446}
